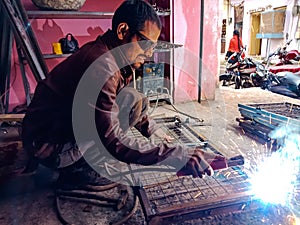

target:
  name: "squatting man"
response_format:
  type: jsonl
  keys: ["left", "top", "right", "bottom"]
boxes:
{"left": 22, "top": 0, "right": 223, "bottom": 188}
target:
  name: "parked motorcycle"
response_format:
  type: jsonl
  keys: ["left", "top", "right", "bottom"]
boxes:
{"left": 219, "top": 46, "right": 265, "bottom": 89}
{"left": 260, "top": 49, "right": 300, "bottom": 98}
{"left": 267, "top": 39, "right": 300, "bottom": 66}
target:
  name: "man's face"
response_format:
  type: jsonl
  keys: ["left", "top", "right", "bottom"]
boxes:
{"left": 124, "top": 21, "right": 161, "bottom": 69}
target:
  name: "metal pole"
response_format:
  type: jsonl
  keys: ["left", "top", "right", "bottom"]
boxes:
{"left": 198, "top": 0, "right": 204, "bottom": 103}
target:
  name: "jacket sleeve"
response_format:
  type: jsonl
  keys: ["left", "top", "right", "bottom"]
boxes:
{"left": 94, "top": 71, "right": 189, "bottom": 168}
{"left": 134, "top": 115, "right": 158, "bottom": 138}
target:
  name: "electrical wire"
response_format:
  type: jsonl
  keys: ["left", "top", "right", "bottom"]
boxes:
{"left": 149, "top": 87, "right": 204, "bottom": 122}
{"left": 147, "top": 89, "right": 161, "bottom": 115}
{"left": 0, "top": 60, "right": 18, "bottom": 113}
{"left": 167, "top": 102, "right": 204, "bottom": 122}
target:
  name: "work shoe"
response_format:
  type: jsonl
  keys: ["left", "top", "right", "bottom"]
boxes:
{"left": 55, "top": 158, "right": 115, "bottom": 189}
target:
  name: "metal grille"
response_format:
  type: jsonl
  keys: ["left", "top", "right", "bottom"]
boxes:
{"left": 137, "top": 166, "right": 250, "bottom": 207}
{"left": 130, "top": 116, "right": 216, "bottom": 153}
{"left": 247, "top": 102, "right": 300, "bottom": 119}
{"left": 127, "top": 117, "right": 260, "bottom": 225}
{"left": 237, "top": 102, "right": 300, "bottom": 144}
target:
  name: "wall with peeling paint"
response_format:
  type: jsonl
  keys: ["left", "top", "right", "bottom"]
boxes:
{"left": 173, "top": 0, "right": 221, "bottom": 102}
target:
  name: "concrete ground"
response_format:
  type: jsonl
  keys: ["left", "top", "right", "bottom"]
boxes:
{"left": 0, "top": 85, "right": 299, "bottom": 225}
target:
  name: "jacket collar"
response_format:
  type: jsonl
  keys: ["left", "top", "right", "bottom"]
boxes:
{"left": 100, "top": 30, "right": 134, "bottom": 81}
{"left": 100, "top": 29, "right": 119, "bottom": 50}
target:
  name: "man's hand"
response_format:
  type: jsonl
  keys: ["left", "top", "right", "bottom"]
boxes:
{"left": 152, "top": 128, "right": 174, "bottom": 143}
{"left": 177, "top": 149, "right": 225, "bottom": 178}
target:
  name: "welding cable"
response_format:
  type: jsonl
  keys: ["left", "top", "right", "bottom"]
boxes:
{"left": 159, "top": 87, "right": 204, "bottom": 122}
{"left": 167, "top": 103, "right": 204, "bottom": 122}
{"left": 56, "top": 162, "right": 139, "bottom": 225}
{"left": 110, "top": 194, "right": 139, "bottom": 225}
{"left": 56, "top": 189, "right": 120, "bottom": 203}
{"left": 84, "top": 181, "right": 120, "bottom": 192}
{"left": 147, "top": 91, "right": 160, "bottom": 115}
{"left": 55, "top": 188, "right": 120, "bottom": 225}
{"left": 109, "top": 175, "right": 139, "bottom": 225}
{"left": 55, "top": 177, "right": 137, "bottom": 225}
{"left": 55, "top": 195, "right": 71, "bottom": 225}
{"left": 146, "top": 87, "right": 204, "bottom": 122}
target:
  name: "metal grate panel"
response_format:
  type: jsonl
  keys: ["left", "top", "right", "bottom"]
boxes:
{"left": 126, "top": 117, "right": 261, "bottom": 225}
{"left": 247, "top": 102, "right": 300, "bottom": 119}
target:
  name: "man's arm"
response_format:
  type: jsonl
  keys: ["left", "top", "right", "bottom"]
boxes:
{"left": 93, "top": 71, "right": 214, "bottom": 178}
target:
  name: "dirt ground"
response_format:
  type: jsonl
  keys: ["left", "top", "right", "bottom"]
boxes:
{"left": 0, "top": 86, "right": 299, "bottom": 225}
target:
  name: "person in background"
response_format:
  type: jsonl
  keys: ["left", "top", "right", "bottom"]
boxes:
{"left": 225, "top": 29, "right": 244, "bottom": 61}
{"left": 22, "top": 0, "right": 222, "bottom": 188}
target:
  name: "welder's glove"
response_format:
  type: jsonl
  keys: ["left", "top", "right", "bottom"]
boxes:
{"left": 177, "top": 148, "right": 225, "bottom": 178}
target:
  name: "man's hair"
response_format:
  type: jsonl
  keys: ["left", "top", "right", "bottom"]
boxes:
{"left": 112, "top": 0, "right": 162, "bottom": 33}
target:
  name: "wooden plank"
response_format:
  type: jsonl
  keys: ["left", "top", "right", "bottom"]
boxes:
{"left": 0, "top": 114, "right": 25, "bottom": 122}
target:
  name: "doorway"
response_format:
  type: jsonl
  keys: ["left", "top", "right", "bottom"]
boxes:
{"left": 250, "top": 13, "right": 261, "bottom": 55}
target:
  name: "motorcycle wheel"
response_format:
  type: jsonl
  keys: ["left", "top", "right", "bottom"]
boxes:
{"left": 235, "top": 76, "right": 241, "bottom": 89}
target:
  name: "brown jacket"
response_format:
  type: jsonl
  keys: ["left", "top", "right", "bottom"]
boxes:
{"left": 22, "top": 30, "right": 188, "bottom": 168}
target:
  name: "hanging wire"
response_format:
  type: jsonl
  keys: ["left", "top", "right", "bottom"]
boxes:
{"left": 147, "top": 87, "right": 204, "bottom": 122}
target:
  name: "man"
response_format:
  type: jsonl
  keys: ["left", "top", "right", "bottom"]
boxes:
{"left": 22, "top": 0, "right": 220, "bottom": 188}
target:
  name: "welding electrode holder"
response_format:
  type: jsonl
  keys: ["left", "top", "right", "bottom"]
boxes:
{"left": 209, "top": 154, "right": 244, "bottom": 170}
{"left": 177, "top": 154, "right": 245, "bottom": 176}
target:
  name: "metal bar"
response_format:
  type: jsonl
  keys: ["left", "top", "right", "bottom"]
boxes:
{"left": 1, "top": 0, "right": 47, "bottom": 81}
{"left": 16, "top": 43, "right": 31, "bottom": 106}
{"left": 198, "top": 0, "right": 204, "bottom": 103}
{"left": 238, "top": 102, "right": 300, "bottom": 130}
{"left": 4, "top": 62, "right": 11, "bottom": 114}
{"left": 15, "top": 0, "right": 48, "bottom": 76}
{"left": 0, "top": 4, "right": 13, "bottom": 113}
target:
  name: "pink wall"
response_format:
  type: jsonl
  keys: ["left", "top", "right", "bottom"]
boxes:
{"left": 202, "top": 0, "right": 221, "bottom": 100}
{"left": 24, "top": 0, "right": 124, "bottom": 71}
{"left": 7, "top": 0, "right": 123, "bottom": 111}
{"left": 7, "top": 0, "right": 221, "bottom": 111}
{"left": 173, "top": 0, "right": 221, "bottom": 102}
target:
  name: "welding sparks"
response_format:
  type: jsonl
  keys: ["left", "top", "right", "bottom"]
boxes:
{"left": 248, "top": 126, "right": 300, "bottom": 216}
{"left": 250, "top": 150, "right": 297, "bottom": 205}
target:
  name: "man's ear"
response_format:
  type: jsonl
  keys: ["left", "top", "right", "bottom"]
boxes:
{"left": 117, "top": 23, "right": 129, "bottom": 40}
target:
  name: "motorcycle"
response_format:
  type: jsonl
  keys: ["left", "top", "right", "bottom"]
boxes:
{"left": 260, "top": 48, "right": 300, "bottom": 98}
{"left": 219, "top": 46, "right": 265, "bottom": 89}
{"left": 267, "top": 39, "right": 300, "bottom": 66}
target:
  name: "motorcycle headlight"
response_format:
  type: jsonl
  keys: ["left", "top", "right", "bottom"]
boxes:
{"left": 257, "top": 64, "right": 265, "bottom": 71}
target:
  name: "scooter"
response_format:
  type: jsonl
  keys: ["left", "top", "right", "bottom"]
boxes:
{"left": 219, "top": 46, "right": 265, "bottom": 89}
